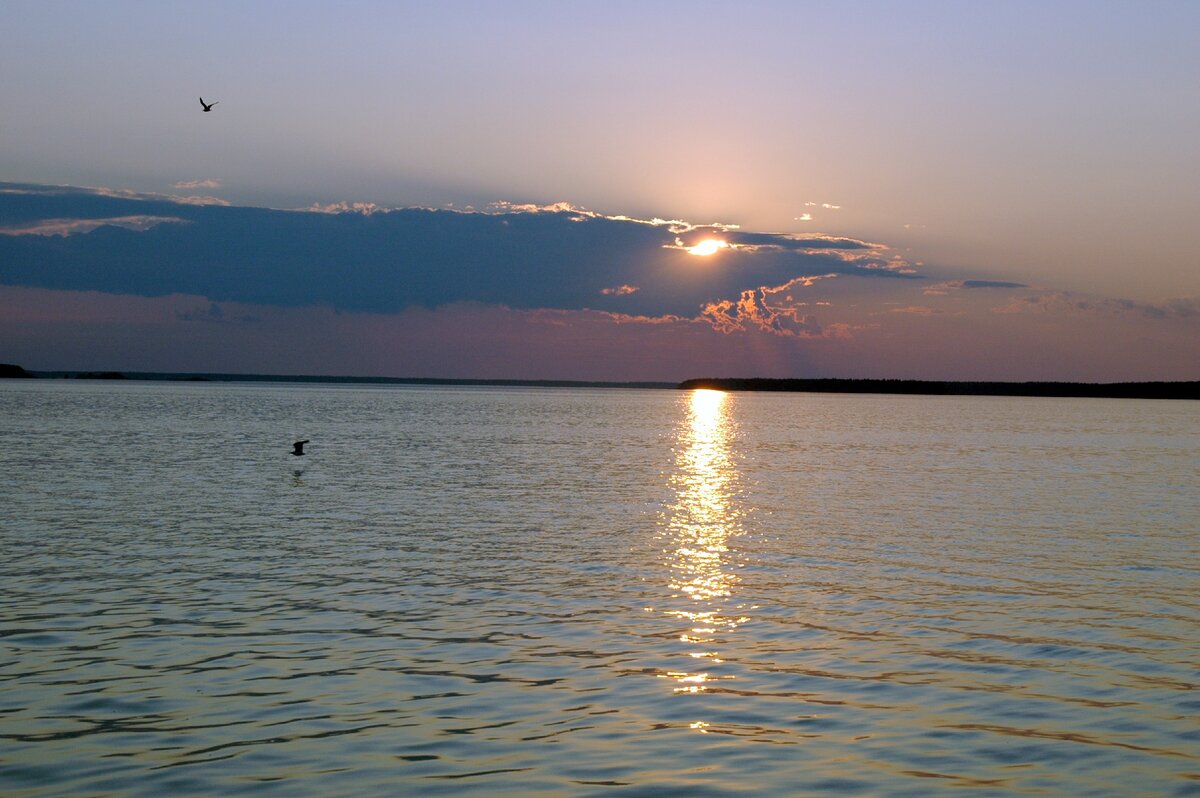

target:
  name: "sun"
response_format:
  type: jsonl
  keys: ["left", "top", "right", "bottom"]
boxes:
{"left": 686, "top": 239, "right": 729, "bottom": 257}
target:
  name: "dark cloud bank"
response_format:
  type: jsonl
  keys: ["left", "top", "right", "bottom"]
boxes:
{"left": 0, "top": 183, "right": 915, "bottom": 319}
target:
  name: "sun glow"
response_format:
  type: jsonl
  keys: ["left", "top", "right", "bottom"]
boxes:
{"left": 686, "top": 239, "right": 729, "bottom": 256}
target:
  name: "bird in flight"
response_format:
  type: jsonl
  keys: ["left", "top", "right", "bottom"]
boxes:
{"left": 291, "top": 440, "right": 309, "bottom": 456}
{"left": 200, "top": 97, "right": 218, "bottom": 112}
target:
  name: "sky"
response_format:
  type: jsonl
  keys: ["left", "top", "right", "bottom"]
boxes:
{"left": 2, "top": 0, "right": 1198, "bottom": 381}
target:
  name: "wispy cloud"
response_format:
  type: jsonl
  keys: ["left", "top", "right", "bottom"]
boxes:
{"left": 0, "top": 182, "right": 230, "bottom": 205}
{"left": 488, "top": 201, "right": 742, "bottom": 235}
{"left": 600, "top": 284, "right": 639, "bottom": 296}
{"left": 950, "top": 279, "right": 1027, "bottom": 289}
{"left": 887, "top": 305, "right": 941, "bottom": 315}
{"left": 597, "top": 310, "right": 690, "bottom": 325}
{"left": 0, "top": 215, "right": 187, "bottom": 237}
{"left": 169, "top": 195, "right": 230, "bottom": 206}
{"left": 924, "top": 279, "right": 1027, "bottom": 296}
{"left": 172, "top": 179, "right": 221, "bottom": 190}
{"left": 993, "top": 291, "right": 1200, "bottom": 320}
{"left": 83, "top": 186, "right": 230, "bottom": 206}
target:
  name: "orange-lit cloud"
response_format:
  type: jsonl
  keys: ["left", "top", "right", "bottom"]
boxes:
{"left": 600, "top": 284, "right": 639, "bottom": 296}
{"left": 696, "top": 273, "right": 850, "bottom": 336}
{"left": 701, "top": 286, "right": 822, "bottom": 338}
{"left": 698, "top": 289, "right": 862, "bottom": 339}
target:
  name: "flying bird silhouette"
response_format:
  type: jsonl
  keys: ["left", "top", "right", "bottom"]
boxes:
{"left": 200, "top": 97, "right": 218, "bottom": 112}
{"left": 291, "top": 440, "right": 309, "bottom": 456}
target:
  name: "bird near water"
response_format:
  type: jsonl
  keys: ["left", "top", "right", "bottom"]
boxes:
{"left": 291, "top": 440, "right": 309, "bottom": 456}
{"left": 200, "top": 97, "right": 218, "bottom": 112}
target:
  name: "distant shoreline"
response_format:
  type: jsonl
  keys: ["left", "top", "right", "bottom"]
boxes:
{"left": 3, "top": 365, "right": 1197, "bottom": 398}
{"left": 0, "top": 364, "right": 673, "bottom": 390}
{"left": 679, "top": 378, "right": 1200, "bottom": 400}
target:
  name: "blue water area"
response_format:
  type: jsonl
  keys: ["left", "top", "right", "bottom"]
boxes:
{"left": 1, "top": 381, "right": 1197, "bottom": 796}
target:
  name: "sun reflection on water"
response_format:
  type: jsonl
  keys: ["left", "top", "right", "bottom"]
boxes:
{"left": 659, "top": 389, "right": 746, "bottom": 705}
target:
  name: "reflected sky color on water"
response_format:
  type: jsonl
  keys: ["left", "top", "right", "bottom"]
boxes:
{"left": 1, "top": 381, "right": 1197, "bottom": 796}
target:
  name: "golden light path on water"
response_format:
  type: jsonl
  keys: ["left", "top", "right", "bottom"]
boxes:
{"left": 660, "top": 389, "right": 750, "bottom": 731}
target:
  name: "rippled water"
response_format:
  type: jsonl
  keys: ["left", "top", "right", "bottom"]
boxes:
{"left": 1, "top": 381, "right": 1197, "bottom": 796}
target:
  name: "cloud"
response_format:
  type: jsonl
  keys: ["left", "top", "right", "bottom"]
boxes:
{"left": 993, "top": 291, "right": 1200, "bottom": 320}
{"left": 959, "top": 279, "right": 1028, "bottom": 289}
{"left": 888, "top": 305, "right": 941, "bottom": 315}
{"left": 0, "top": 215, "right": 187, "bottom": 237}
{"left": 0, "top": 182, "right": 231, "bottom": 207}
{"left": 488, "top": 200, "right": 587, "bottom": 215}
{"left": 172, "top": 179, "right": 221, "bottom": 190}
{"left": 304, "top": 200, "right": 383, "bottom": 215}
{"left": 663, "top": 230, "right": 891, "bottom": 260}
{"left": 4, "top": 281, "right": 1197, "bottom": 382}
{"left": 924, "top": 279, "right": 1027, "bottom": 295}
{"left": 597, "top": 310, "right": 689, "bottom": 325}
{"left": 697, "top": 274, "right": 849, "bottom": 337}
{"left": 698, "top": 291, "right": 862, "bottom": 339}
{"left": 0, "top": 286, "right": 823, "bottom": 381}
{"left": 722, "top": 231, "right": 881, "bottom": 252}
{"left": 167, "top": 195, "right": 230, "bottom": 206}
{"left": 0, "top": 181, "right": 920, "bottom": 321}
{"left": 177, "top": 301, "right": 226, "bottom": 322}
{"left": 87, "top": 186, "right": 229, "bottom": 206}
{"left": 487, "top": 201, "right": 741, "bottom": 235}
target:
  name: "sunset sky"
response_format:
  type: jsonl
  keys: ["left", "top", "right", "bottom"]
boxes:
{"left": 2, "top": 1, "right": 1198, "bottom": 381}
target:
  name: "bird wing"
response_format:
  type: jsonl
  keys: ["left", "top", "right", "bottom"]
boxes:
{"left": 199, "top": 97, "right": 206, "bottom": 106}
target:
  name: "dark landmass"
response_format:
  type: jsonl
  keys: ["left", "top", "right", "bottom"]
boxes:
{"left": 678, "top": 378, "right": 1200, "bottom": 400}
{"left": 5, "top": 364, "right": 1195, "bottom": 397}
{"left": 0, "top": 363, "right": 33, "bottom": 378}
{"left": 2, "top": 365, "right": 672, "bottom": 389}
{"left": 74, "top": 371, "right": 129, "bottom": 380}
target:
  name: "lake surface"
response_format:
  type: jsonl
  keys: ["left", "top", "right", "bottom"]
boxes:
{"left": 1, "top": 381, "right": 1197, "bottom": 796}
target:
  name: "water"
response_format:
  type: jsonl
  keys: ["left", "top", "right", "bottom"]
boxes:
{"left": 1, "top": 381, "right": 1197, "bottom": 796}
